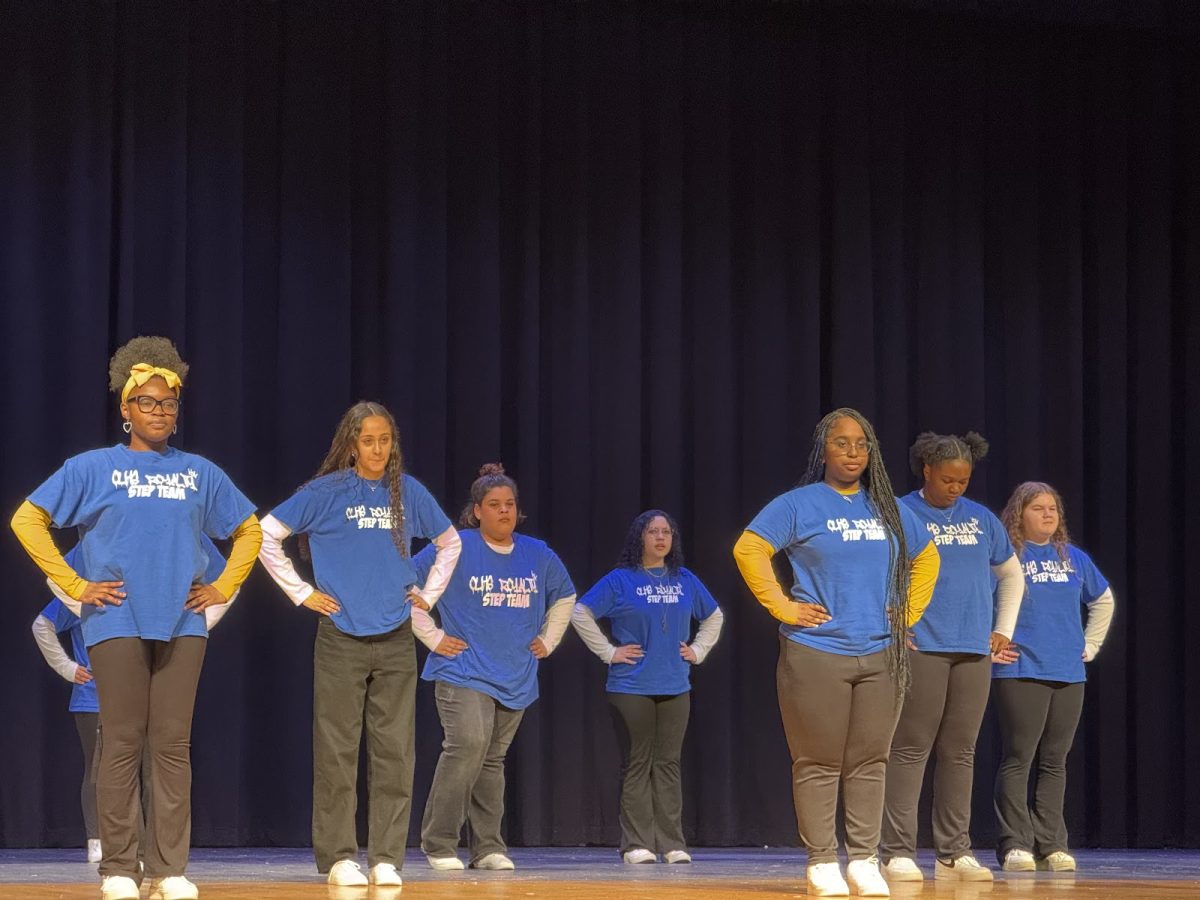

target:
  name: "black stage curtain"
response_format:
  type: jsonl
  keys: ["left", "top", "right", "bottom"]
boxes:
{"left": 1, "top": 1, "right": 1198, "bottom": 850}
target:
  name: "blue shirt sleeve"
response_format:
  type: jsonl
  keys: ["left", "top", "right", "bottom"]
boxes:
{"left": 1072, "top": 547, "right": 1110, "bottom": 603}
{"left": 403, "top": 477, "right": 453, "bottom": 540}
{"left": 542, "top": 550, "right": 576, "bottom": 602}
{"left": 985, "top": 510, "right": 1014, "bottom": 566}
{"left": 270, "top": 483, "right": 321, "bottom": 534}
{"left": 746, "top": 492, "right": 800, "bottom": 550}
{"left": 41, "top": 598, "right": 79, "bottom": 634}
{"left": 411, "top": 542, "right": 437, "bottom": 584}
{"left": 201, "top": 464, "right": 256, "bottom": 539}
{"left": 579, "top": 571, "right": 620, "bottom": 619}
{"left": 685, "top": 570, "right": 720, "bottom": 620}
{"left": 899, "top": 504, "right": 933, "bottom": 558}
{"left": 28, "top": 457, "right": 91, "bottom": 529}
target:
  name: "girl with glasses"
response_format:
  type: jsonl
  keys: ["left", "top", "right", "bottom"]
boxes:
{"left": 733, "top": 407, "right": 940, "bottom": 898}
{"left": 257, "top": 401, "right": 461, "bottom": 888}
{"left": 11, "top": 336, "right": 262, "bottom": 900}
{"left": 572, "top": 510, "right": 724, "bottom": 865}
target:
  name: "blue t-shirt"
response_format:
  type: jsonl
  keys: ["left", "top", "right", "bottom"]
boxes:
{"left": 993, "top": 542, "right": 1108, "bottom": 684}
{"left": 28, "top": 445, "right": 256, "bottom": 647}
{"left": 40, "top": 539, "right": 231, "bottom": 712}
{"left": 414, "top": 530, "right": 575, "bottom": 709}
{"left": 270, "top": 471, "right": 453, "bottom": 637}
{"left": 578, "top": 567, "right": 720, "bottom": 696}
{"left": 900, "top": 491, "right": 1014, "bottom": 654}
{"left": 746, "top": 483, "right": 933, "bottom": 656}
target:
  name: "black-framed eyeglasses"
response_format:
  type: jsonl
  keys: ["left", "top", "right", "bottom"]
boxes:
{"left": 827, "top": 438, "right": 871, "bottom": 455}
{"left": 127, "top": 395, "right": 181, "bottom": 415}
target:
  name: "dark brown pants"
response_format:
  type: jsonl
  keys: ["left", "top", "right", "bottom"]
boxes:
{"left": 89, "top": 636, "right": 206, "bottom": 879}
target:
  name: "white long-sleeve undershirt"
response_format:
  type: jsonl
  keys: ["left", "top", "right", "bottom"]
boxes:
{"left": 991, "top": 553, "right": 1025, "bottom": 639}
{"left": 570, "top": 602, "right": 723, "bottom": 665}
{"left": 31, "top": 614, "right": 80, "bottom": 682}
{"left": 1083, "top": 587, "right": 1115, "bottom": 662}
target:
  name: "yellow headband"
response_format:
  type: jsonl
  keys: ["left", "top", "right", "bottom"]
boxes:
{"left": 121, "top": 363, "right": 183, "bottom": 404}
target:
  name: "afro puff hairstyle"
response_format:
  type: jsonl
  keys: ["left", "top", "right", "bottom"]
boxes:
{"left": 108, "top": 336, "right": 189, "bottom": 394}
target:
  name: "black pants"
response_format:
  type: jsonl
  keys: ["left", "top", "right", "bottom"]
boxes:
{"left": 607, "top": 691, "right": 691, "bottom": 855}
{"left": 74, "top": 712, "right": 100, "bottom": 840}
{"left": 992, "top": 678, "right": 1085, "bottom": 861}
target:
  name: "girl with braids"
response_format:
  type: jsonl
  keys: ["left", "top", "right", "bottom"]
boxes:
{"left": 991, "top": 482, "right": 1114, "bottom": 874}
{"left": 257, "top": 401, "right": 461, "bottom": 888}
{"left": 572, "top": 510, "right": 724, "bottom": 865}
{"left": 408, "top": 464, "right": 577, "bottom": 871}
{"left": 732, "top": 408, "right": 940, "bottom": 899}
{"left": 11, "top": 336, "right": 262, "bottom": 900}
{"left": 879, "top": 432, "right": 1025, "bottom": 883}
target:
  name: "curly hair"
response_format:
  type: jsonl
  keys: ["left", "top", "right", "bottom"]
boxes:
{"left": 617, "top": 509, "right": 684, "bottom": 574}
{"left": 459, "top": 462, "right": 526, "bottom": 528}
{"left": 799, "top": 407, "right": 912, "bottom": 694}
{"left": 908, "top": 431, "right": 989, "bottom": 478}
{"left": 1001, "top": 481, "right": 1071, "bottom": 562}
{"left": 299, "top": 401, "right": 408, "bottom": 559}
{"left": 107, "top": 336, "right": 189, "bottom": 393}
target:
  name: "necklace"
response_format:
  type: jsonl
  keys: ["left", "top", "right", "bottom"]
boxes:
{"left": 920, "top": 489, "right": 955, "bottom": 524}
{"left": 643, "top": 566, "right": 671, "bottom": 633}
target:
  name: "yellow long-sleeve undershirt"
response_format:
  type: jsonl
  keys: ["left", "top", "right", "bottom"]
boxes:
{"left": 11, "top": 499, "right": 262, "bottom": 602}
{"left": 732, "top": 527, "right": 941, "bottom": 628}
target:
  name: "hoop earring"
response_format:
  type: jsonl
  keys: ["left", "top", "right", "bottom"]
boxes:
{"left": 172, "top": 425, "right": 178, "bottom": 435}
{"left": 122, "top": 421, "right": 132, "bottom": 434}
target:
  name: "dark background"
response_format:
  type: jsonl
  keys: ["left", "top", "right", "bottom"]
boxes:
{"left": 2, "top": 0, "right": 1197, "bottom": 851}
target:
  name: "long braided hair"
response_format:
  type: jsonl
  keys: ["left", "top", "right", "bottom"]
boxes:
{"left": 299, "top": 401, "right": 408, "bottom": 560}
{"left": 1001, "top": 481, "right": 1071, "bottom": 563}
{"left": 799, "top": 407, "right": 913, "bottom": 694}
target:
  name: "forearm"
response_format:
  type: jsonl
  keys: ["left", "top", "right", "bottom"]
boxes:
{"left": 417, "top": 527, "right": 462, "bottom": 608}
{"left": 537, "top": 596, "right": 577, "bottom": 654}
{"left": 571, "top": 603, "right": 615, "bottom": 663}
{"left": 991, "top": 554, "right": 1025, "bottom": 638}
{"left": 732, "top": 531, "right": 801, "bottom": 625}
{"left": 257, "top": 514, "right": 315, "bottom": 605}
{"left": 31, "top": 615, "right": 79, "bottom": 682}
{"left": 11, "top": 501, "right": 87, "bottom": 600}
{"left": 1084, "top": 588, "right": 1115, "bottom": 660}
{"left": 689, "top": 607, "right": 724, "bottom": 663}
{"left": 212, "top": 515, "right": 262, "bottom": 599}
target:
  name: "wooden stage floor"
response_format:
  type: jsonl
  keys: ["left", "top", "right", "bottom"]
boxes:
{"left": 1, "top": 847, "right": 1198, "bottom": 898}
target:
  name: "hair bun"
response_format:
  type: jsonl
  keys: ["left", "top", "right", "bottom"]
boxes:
{"left": 478, "top": 462, "right": 506, "bottom": 477}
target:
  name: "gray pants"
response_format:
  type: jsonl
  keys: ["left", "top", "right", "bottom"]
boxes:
{"left": 88, "top": 636, "right": 206, "bottom": 880}
{"left": 776, "top": 638, "right": 901, "bottom": 864}
{"left": 992, "top": 678, "right": 1085, "bottom": 861}
{"left": 420, "top": 682, "right": 525, "bottom": 862}
{"left": 607, "top": 691, "right": 691, "bottom": 855}
{"left": 312, "top": 617, "right": 416, "bottom": 872}
{"left": 881, "top": 650, "right": 991, "bottom": 861}
{"left": 74, "top": 712, "right": 100, "bottom": 840}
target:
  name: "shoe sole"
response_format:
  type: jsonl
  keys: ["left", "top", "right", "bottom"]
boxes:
{"left": 883, "top": 870, "right": 923, "bottom": 882}
{"left": 936, "top": 869, "right": 994, "bottom": 881}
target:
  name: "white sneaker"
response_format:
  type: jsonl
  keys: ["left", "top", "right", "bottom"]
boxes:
{"left": 426, "top": 853, "right": 465, "bottom": 871}
{"left": 100, "top": 876, "right": 140, "bottom": 900}
{"left": 148, "top": 876, "right": 199, "bottom": 900}
{"left": 664, "top": 850, "right": 692, "bottom": 864}
{"left": 623, "top": 848, "right": 657, "bottom": 864}
{"left": 846, "top": 857, "right": 890, "bottom": 897}
{"left": 327, "top": 859, "right": 368, "bottom": 886}
{"left": 881, "top": 857, "right": 922, "bottom": 882}
{"left": 935, "top": 855, "right": 993, "bottom": 881}
{"left": 471, "top": 853, "right": 515, "bottom": 870}
{"left": 806, "top": 861, "right": 850, "bottom": 897}
{"left": 367, "top": 863, "right": 402, "bottom": 885}
{"left": 87, "top": 839, "right": 103, "bottom": 864}
{"left": 1002, "top": 849, "right": 1036, "bottom": 872}
{"left": 1038, "top": 851, "right": 1076, "bottom": 872}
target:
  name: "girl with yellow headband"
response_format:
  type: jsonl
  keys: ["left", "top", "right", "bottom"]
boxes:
{"left": 10, "top": 336, "right": 262, "bottom": 900}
